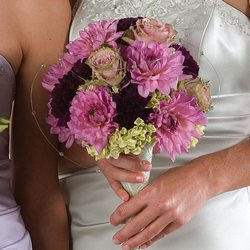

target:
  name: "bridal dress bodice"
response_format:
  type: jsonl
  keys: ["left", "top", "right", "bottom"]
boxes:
{"left": 60, "top": 1, "right": 250, "bottom": 249}
{"left": 0, "top": 55, "right": 32, "bottom": 249}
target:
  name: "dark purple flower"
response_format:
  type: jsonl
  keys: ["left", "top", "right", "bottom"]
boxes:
{"left": 120, "top": 71, "right": 131, "bottom": 88}
{"left": 172, "top": 44, "right": 199, "bottom": 78}
{"left": 71, "top": 58, "right": 92, "bottom": 80}
{"left": 112, "top": 84, "right": 153, "bottom": 129}
{"left": 117, "top": 17, "right": 140, "bottom": 32}
{"left": 116, "top": 17, "right": 140, "bottom": 46}
{"left": 50, "top": 59, "right": 92, "bottom": 126}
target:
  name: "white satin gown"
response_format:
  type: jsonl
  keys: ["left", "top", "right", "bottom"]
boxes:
{"left": 60, "top": 0, "right": 250, "bottom": 249}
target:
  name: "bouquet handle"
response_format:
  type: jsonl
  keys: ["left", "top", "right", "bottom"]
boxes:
{"left": 121, "top": 143, "right": 154, "bottom": 196}
{"left": 121, "top": 143, "right": 154, "bottom": 250}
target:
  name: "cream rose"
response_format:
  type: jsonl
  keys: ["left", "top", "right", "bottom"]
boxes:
{"left": 86, "top": 47, "right": 126, "bottom": 87}
{"left": 178, "top": 78, "right": 212, "bottom": 112}
{"left": 123, "top": 18, "right": 177, "bottom": 45}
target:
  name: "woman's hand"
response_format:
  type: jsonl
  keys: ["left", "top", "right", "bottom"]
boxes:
{"left": 98, "top": 156, "right": 152, "bottom": 201}
{"left": 110, "top": 163, "right": 211, "bottom": 249}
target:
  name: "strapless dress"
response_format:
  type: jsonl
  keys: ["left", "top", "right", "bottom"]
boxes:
{"left": 0, "top": 55, "right": 32, "bottom": 249}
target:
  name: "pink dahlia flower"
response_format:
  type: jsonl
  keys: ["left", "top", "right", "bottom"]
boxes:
{"left": 42, "top": 53, "right": 77, "bottom": 92}
{"left": 67, "top": 20, "right": 124, "bottom": 60}
{"left": 127, "top": 41, "right": 189, "bottom": 97}
{"left": 149, "top": 91, "right": 207, "bottom": 161}
{"left": 46, "top": 103, "right": 74, "bottom": 148}
{"left": 68, "top": 86, "right": 118, "bottom": 153}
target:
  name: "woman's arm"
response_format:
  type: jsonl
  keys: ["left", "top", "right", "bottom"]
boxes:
{"left": 0, "top": 0, "right": 73, "bottom": 249}
{"left": 109, "top": 139, "right": 250, "bottom": 250}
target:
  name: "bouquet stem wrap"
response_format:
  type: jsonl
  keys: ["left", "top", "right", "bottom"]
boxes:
{"left": 121, "top": 143, "right": 154, "bottom": 250}
{"left": 121, "top": 143, "right": 153, "bottom": 196}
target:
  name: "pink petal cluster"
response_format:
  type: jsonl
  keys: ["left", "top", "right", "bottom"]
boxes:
{"left": 42, "top": 53, "right": 77, "bottom": 92}
{"left": 127, "top": 41, "right": 188, "bottom": 97}
{"left": 68, "top": 86, "right": 118, "bottom": 153}
{"left": 149, "top": 92, "right": 207, "bottom": 161}
{"left": 46, "top": 102, "right": 74, "bottom": 148}
{"left": 67, "top": 20, "right": 124, "bottom": 61}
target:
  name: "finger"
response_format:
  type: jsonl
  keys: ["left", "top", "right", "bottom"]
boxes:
{"left": 109, "top": 167, "right": 146, "bottom": 183}
{"left": 108, "top": 179, "right": 130, "bottom": 202}
{"left": 140, "top": 221, "right": 181, "bottom": 249}
{"left": 101, "top": 162, "right": 146, "bottom": 184}
{"left": 108, "top": 155, "right": 152, "bottom": 172}
{"left": 110, "top": 194, "right": 145, "bottom": 226}
{"left": 120, "top": 213, "right": 175, "bottom": 250}
{"left": 112, "top": 206, "right": 159, "bottom": 245}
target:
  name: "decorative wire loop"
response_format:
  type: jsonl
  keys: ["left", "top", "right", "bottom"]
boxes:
{"left": 30, "top": 64, "right": 84, "bottom": 168}
{"left": 177, "top": 38, "right": 221, "bottom": 99}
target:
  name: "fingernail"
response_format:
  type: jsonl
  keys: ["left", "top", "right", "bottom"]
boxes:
{"left": 122, "top": 245, "right": 130, "bottom": 250}
{"left": 121, "top": 194, "right": 128, "bottom": 201}
{"left": 136, "top": 176, "right": 144, "bottom": 182}
{"left": 141, "top": 244, "right": 148, "bottom": 249}
{"left": 112, "top": 238, "right": 120, "bottom": 245}
{"left": 119, "top": 190, "right": 128, "bottom": 201}
{"left": 140, "top": 160, "right": 152, "bottom": 170}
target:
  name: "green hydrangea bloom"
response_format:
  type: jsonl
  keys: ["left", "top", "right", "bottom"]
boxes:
{"left": 148, "top": 91, "right": 171, "bottom": 109}
{"left": 188, "top": 125, "right": 205, "bottom": 149}
{"left": 86, "top": 118, "right": 157, "bottom": 160}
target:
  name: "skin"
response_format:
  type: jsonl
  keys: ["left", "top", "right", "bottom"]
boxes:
{"left": 110, "top": 140, "right": 250, "bottom": 249}
{"left": 0, "top": 0, "right": 74, "bottom": 249}
{"left": 0, "top": 0, "right": 248, "bottom": 249}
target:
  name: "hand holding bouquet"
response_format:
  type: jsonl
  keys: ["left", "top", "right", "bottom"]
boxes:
{"left": 43, "top": 17, "right": 212, "bottom": 197}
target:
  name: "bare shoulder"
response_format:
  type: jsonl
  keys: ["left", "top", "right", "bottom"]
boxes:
{"left": 19, "top": 0, "right": 72, "bottom": 70}
{"left": 0, "top": 0, "right": 72, "bottom": 73}
{"left": 0, "top": 0, "right": 23, "bottom": 73}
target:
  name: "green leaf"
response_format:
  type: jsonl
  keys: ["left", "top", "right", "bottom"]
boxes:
{"left": 0, "top": 118, "right": 10, "bottom": 133}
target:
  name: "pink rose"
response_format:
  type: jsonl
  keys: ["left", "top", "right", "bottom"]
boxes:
{"left": 178, "top": 78, "right": 212, "bottom": 112}
{"left": 86, "top": 47, "right": 126, "bottom": 87}
{"left": 123, "top": 18, "right": 176, "bottom": 45}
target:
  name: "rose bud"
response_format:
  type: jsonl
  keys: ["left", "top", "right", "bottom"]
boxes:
{"left": 122, "top": 18, "right": 177, "bottom": 45}
{"left": 86, "top": 47, "right": 127, "bottom": 87}
{"left": 178, "top": 78, "right": 212, "bottom": 112}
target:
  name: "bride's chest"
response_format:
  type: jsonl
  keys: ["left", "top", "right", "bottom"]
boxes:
{"left": 80, "top": 0, "right": 215, "bottom": 16}
{"left": 70, "top": 0, "right": 221, "bottom": 48}
{"left": 72, "top": 0, "right": 215, "bottom": 36}
{"left": 71, "top": 0, "right": 249, "bottom": 42}
{"left": 77, "top": 0, "right": 215, "bottom": 15}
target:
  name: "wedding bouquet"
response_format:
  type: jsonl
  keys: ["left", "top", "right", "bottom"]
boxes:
{"left": 0, "top": 117, "right": 10, "bottom": 133}
{"left": 42, "top": 17, "right": 212, "bottom": 196}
